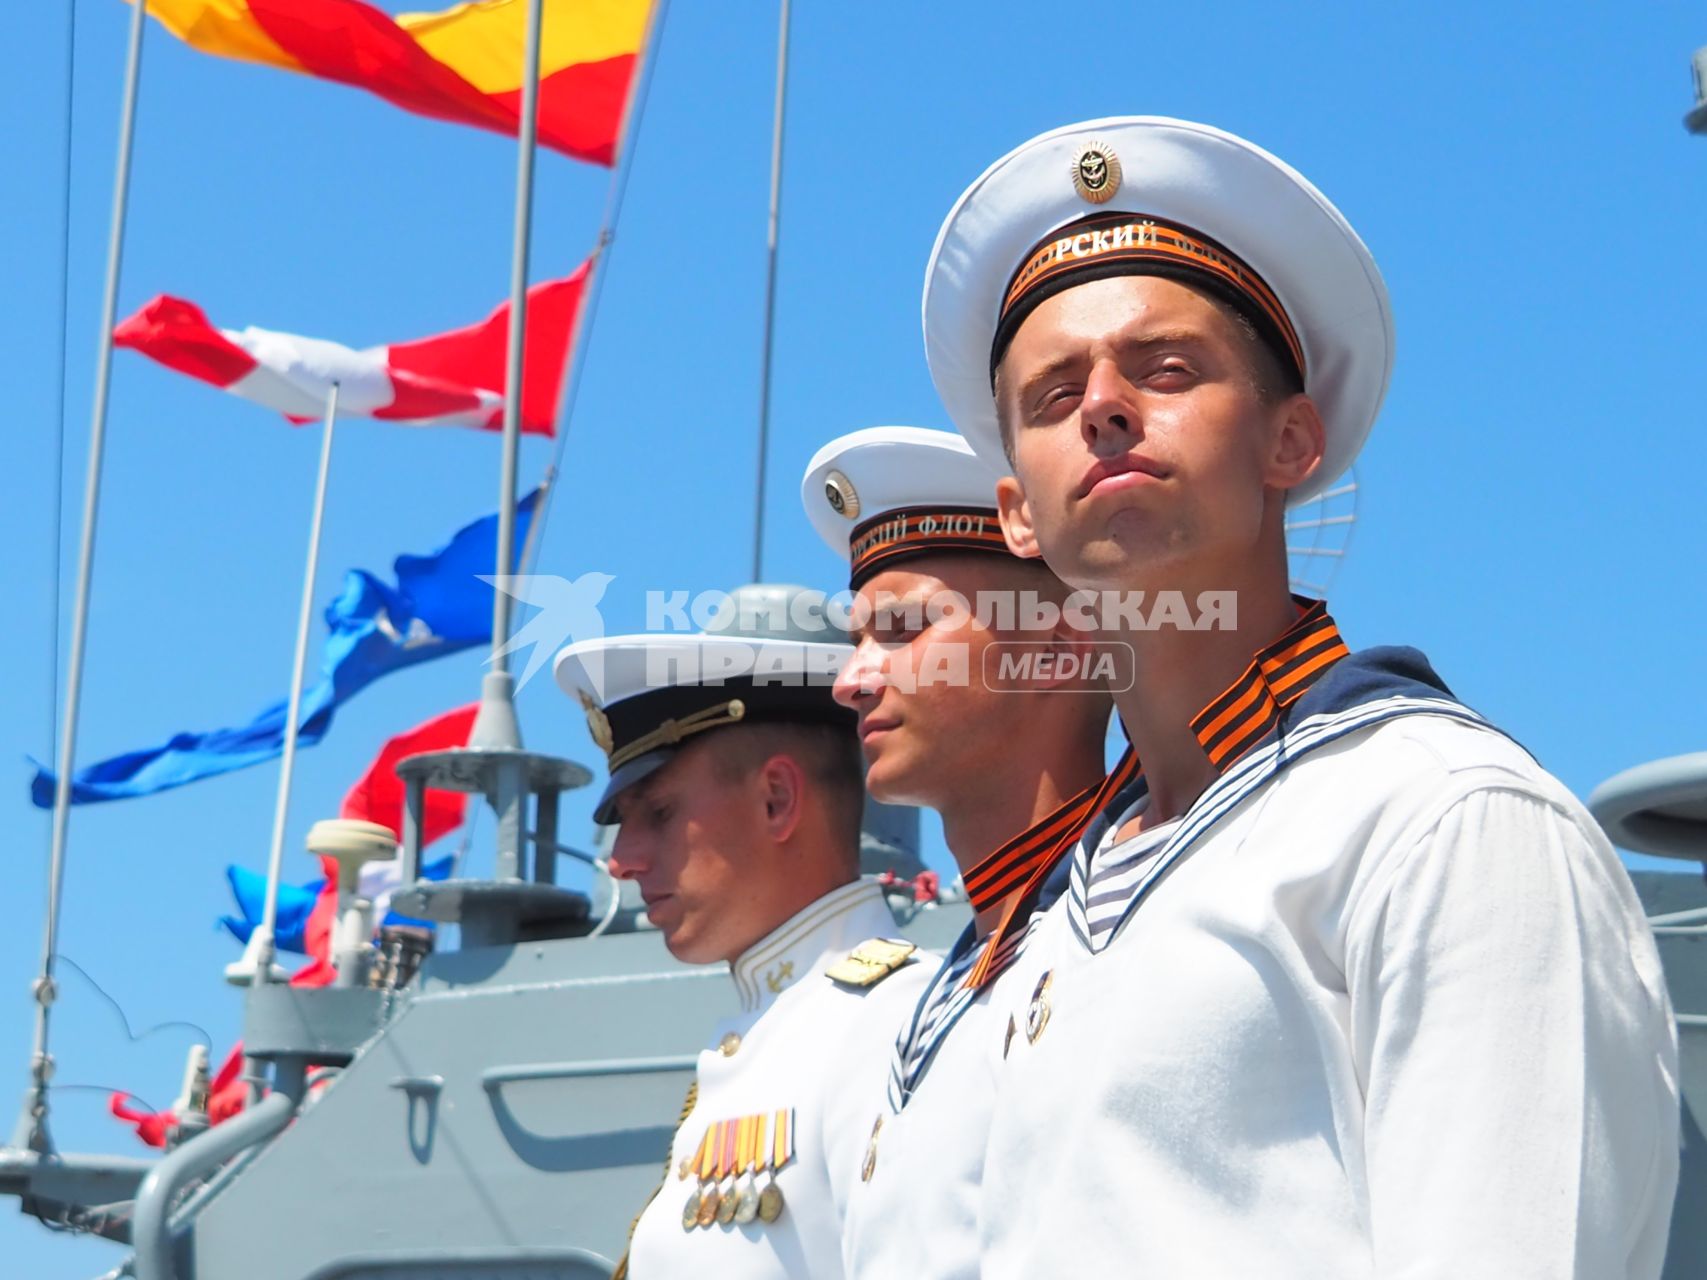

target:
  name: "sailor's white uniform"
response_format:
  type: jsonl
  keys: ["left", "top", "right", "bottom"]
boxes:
{"left": 840, "top": 917, "right": 1039, "bottom": 1280}
{"left": 800, "top": 423, "right": 1125, "bottom": 1280}
{"left": 918, "top": 113, "right": 1681, "bottom": 1277}
{"left": 624, "top": 878, "right": 936, "bottom": 1279}
{"left": 979, "top": 704, "right": 1679, "bottom": 1278}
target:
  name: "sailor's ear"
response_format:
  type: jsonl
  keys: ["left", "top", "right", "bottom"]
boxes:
{"left": 757, "top": 753, "right": 806, "bottom": 842}
{"left": 996, "top": 476, "right": 1042, "bottom": 560}
{"left": 1266, "top": 393, "right": 1325, "bottom": 494}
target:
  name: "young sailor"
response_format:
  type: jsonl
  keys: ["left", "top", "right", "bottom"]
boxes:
{"left": 800, "top": 425, "right": 1123, "bottom": 1279}
{"left": 554, "top": 625, "right": 936, "bottom": 1279}
{"left": 922, "top": 117, "right": 1680, "bottom": 1277}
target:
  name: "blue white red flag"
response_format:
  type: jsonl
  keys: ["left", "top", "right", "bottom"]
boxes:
{"left": 30, "top": 491, "right": 538, "bottom": 806}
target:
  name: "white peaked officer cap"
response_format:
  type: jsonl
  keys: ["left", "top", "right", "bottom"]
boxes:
{"left": 555, "top": 631, "right": 854, "bottom": 824}
{"left": 922, "top": 116, "right": 1393, "bottom": 506}
{"left": 801, "top": 425, "right": 1017, "bottom": 590}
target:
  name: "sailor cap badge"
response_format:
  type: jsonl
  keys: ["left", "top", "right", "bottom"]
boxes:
{"left": 824, "top": 469, "right": 860, "bottom": 520}
{"left": 1071, "top": 140, "right": 1121, "bottom": 204}
{"left": 575, "top": 690, "right": 614, "bottom": 756}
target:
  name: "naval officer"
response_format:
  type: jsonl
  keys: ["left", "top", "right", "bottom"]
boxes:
{"left": 800, "top": 425, "right": 1125, "bottom": 1279}
{"left": 555, "top": 624, "right": 936, "bottom": 1279}
{"left": 922, "top": 117, "right": 1680, "bottom": 1277}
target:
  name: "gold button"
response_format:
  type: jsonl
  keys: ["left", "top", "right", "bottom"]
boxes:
{"left": 719, "top": 1032, "right": 742, "bottom": 1057}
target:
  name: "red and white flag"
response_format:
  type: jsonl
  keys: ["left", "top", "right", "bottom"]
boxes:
{"left": 114, "top": 262, "right": 588, "bottom": 435}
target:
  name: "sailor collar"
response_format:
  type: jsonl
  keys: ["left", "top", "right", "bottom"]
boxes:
{"left": 729, "top": 878, "right": 897, "bottom": 1015}
{"left": 1080, "top": 603, "right": 1469, "bottom": 856}
{"left": 957, "top": 752, "right": 1141, "bottom": 989}
{"left": 959, "top": 597, "right": 1346, "bottom": 984}
{"left": 1067, "top": 624, "right": 1501, "bottom": 952}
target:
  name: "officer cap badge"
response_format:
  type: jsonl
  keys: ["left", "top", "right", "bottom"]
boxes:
{"left": 1071, "top": 140, "right": 1121, "bottom": 204}
{"left": 575, "top": 690, "right": 614, "bottom": 755}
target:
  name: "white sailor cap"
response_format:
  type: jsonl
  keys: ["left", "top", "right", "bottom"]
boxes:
{"left": 554, "top": 631, "right": 854, "bottom": 823}
{"left": 801, "top": 425, "right": 1016, "bottom": 589}
{"left": 922, "top": 116, "right": 1392, "bottom": 505}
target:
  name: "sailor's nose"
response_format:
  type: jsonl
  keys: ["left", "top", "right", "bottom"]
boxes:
{"left": 833, "top": 640, "right": 886, "bottom": 709}
{"left": 607, "top": 829, "right": 648, "bottom": 880}
{"left": 1080, "top": 358, "right": 1143, "bottom": 451}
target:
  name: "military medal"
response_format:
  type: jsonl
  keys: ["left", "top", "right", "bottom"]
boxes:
{"left": 714, "top": 1118, "right": 740, "bottom": 1225}
{"left": 860, "top": 1115, "right": 883, "bottom": 1182}
{"left": 693, "top": 1121, "right": 721, "bottom": 1227}
{"left": 757, "top": 1108, "right": 792, "bottom": 1223}
{"left": 733, "top": 1115, "right": 761, "bottom": 1225}
{"left": 1025, "top": 970, "right": 1054, "bottom": 1044}
{"left": 696, "top": 1186, "right": 721, "bottom": 1227}
{"left": 679, "top": 1127, "right": 711, "bottom": 1231}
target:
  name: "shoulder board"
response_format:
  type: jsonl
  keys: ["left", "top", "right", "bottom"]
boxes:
{"left": 825, "top": 937, "right": 918, "bottom": 988}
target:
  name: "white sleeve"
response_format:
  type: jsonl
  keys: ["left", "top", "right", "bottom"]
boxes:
{"left": 1345, "top": 783, "right": 1679, "bottom": 1280}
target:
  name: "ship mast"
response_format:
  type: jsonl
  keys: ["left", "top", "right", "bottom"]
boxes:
{"left": 469, "top": 0, "right": 549, "bottom": 752}
{"left": 14, "top": 0, "right": 149, "bottom": 1156}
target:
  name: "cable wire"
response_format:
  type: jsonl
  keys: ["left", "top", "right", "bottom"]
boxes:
{"left": 54, "top": 955, "right": 212, "bottom": 1051}
{"left": 50, "top": 1083, "right": 159, "bottom": 1114}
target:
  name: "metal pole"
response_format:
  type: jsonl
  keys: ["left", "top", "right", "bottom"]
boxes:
{"left": 45, "top": 0, "right": 79, "bottom": 805}
{"left": 253, "top": 384, "right": 340, "bottom": 980}
{"left": 521, "top": 0, "right": 673, "bottom": 575}
{"left": 17, "top": 0, "right": 147, "bottom": 1155}
{"left": 490, "top": 0, "right": 546, "bottom": 671}
{"left": 750, "top": 0, "right": 792, "bottom": 583}
{"left": 469, "top": 0, "right": 545, "bottom": 753}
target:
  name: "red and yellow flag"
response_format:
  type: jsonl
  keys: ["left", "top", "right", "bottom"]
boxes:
{"left": 136, "top": 0, "right": 652, "bottom": 165}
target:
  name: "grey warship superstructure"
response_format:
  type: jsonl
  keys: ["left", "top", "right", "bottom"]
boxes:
{"left": 0, "top": 3, "right": 972, "bottom": 1274}
{"left": 1, "top": 576, "right": 968, "bottom": 1277}
{"left": 3, "top": 7, "right": 1704, "bottom": 1278}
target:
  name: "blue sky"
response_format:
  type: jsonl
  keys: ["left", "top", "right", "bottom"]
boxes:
{"left": 2, "top": 2, "right": 1705, "bottom": 1274}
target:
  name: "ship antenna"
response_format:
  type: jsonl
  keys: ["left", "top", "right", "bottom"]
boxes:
{"left": 231, "top": 383, "right": 343, "bottom": 1004}
{"left": 470, "top": 0, "right": 550, "bottom": 751}
{"left": 749, "top": 0, "right": 793, "bottom": 583}
{"left": 44, "top": 0, "right": 78, "bottom": 837}
{"left": 14, "top": 0, "right": 148, "bottom": 1156}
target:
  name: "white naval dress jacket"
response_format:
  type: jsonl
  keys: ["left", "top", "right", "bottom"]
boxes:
{"left": 625, "top": 879, "right": 937, "bottom": 1280}
{"left": 840, "top": 916, "right": 1035, "bottom": 1280}
{"left": 979, "top": 647, "right": 1680, "bottom": 1279}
